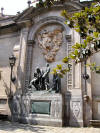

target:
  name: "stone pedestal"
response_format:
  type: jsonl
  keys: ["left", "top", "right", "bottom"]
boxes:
{"left": 17, "top": 92, "right": 63, "bottom": 127}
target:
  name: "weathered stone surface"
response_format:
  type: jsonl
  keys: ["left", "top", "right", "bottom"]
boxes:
{"left": 14, "top": 93, "right": 63, "bottom": 127}
{"left": 0, "top": 0, "right": 95, "bottom": 128}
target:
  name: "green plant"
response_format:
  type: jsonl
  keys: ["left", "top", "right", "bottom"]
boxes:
{"left": 52, "top": 1, "right": 100, "bottom": 76}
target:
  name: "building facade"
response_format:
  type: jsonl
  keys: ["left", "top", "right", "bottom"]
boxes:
{"left": 0, "top": 0, "right": 99, "bottom": 127}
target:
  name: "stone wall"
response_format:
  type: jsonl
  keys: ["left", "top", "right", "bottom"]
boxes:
{"left": 91, "top": 52, "right": 100, "bottom": 120}
{"left": 0, "top": 33, "right": 20, "bottom": 115}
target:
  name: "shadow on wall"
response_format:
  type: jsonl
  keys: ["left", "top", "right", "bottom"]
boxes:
{"left": 2, "top": 73, "right": 48, "bottom": 131}
{"left": 2, "top": 65, "right": 24, "bottom": 122}
{"left": 2, "top": 78, "right": 15, "bottom": 120}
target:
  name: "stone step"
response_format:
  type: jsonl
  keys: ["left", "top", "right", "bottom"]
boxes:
{"left": 90, "top": 120, "right": 100, "bottom": 127}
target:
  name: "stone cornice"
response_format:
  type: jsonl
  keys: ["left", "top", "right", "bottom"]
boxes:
{"left": 14, "top": 1, "right": 85, "bottom": 22}
{"left": 28, "top": 16, "right": 70, "bottom": 40}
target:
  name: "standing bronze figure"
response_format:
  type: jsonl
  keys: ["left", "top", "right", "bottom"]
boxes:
{"left": 52, "top": 73, "right": 61, "bottom": 93}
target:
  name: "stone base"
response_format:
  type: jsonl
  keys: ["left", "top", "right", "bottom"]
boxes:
{"left": 18, "top": 116, "right": 62, "bottom": 127}
{"left": 13, "top": 93, "right": 63, "bottom": 127}
{"left": 65, "top": 93, "right": 84, "bottom": 127}
{"left": 90, "top": 120, "right": 100, "bottom": 127}
{"left": 69, "top": 120, "right": 83, "bottom": 127}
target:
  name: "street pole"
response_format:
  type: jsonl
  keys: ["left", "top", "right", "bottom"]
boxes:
{"left": 10, "top": 66, "right": 13, "bottom": 96}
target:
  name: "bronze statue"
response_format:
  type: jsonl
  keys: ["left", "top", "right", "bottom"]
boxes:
{"left": 29, "top": 72, "right": 40, "bottom": 90}
{"left": 29, "top": 64, "right": 61, "bottom": 93}
{"left": 42, "top": 63, "right": 50, "bottom": 90}
{"left": 52, "top": 73, "right": 61, "bottom": 93}
{"left": 29, "top": 64, "right": 50, "bottom": 91}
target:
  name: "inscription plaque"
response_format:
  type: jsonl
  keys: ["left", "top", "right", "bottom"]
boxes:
{"left": 31, "top": 101, "right": 51, "bottom": 114}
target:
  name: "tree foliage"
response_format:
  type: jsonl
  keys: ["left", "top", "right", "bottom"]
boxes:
{"left": 52, "top": 0, "right": 100, "bottom": 77}
{"left": 35, "top": 0, "right": 65, "bottom": 8}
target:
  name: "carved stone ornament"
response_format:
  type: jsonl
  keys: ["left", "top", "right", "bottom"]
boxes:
{"left": 37, "top": 28, "right": 63, "bottom": 62}
{"left": 72, "top": 102, "right": 80, "bottom": 118}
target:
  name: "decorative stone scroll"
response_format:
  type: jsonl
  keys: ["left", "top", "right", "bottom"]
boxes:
{"left": 37, "top": 28, "right": 63, "bottom": 62}
{"left": 66, "top": 35, "right": 72, "bottom": 90}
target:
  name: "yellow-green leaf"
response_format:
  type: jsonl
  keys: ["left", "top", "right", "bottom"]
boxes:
{"left": 62, "top": 57, "right": 69, "bottom": 63}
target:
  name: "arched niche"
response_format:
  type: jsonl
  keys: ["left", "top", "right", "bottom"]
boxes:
{"left": 25, "top": 17, "right": 72, "bottom": 94}
{"left": 28, "top": 16, "right": 71, "bottom": 40}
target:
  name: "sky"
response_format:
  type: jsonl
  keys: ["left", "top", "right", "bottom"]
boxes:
{"left": 0, "top": 0, "right": 32, "bottom": 15}
{"left": 0, "top": 0, "right": 93, "bottom": 15}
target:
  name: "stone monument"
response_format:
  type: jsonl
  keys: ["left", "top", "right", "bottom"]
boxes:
{"left": 21, "top": 64, "right": 63, "bottom": 126}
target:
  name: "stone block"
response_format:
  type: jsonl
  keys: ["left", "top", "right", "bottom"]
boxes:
{"left": 17, "top": 93, "right": 63, "bottom": 127}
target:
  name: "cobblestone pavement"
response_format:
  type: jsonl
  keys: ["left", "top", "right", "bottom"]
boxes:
{"left": 0, "top": 121, "right": 100, "bottom": 133}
